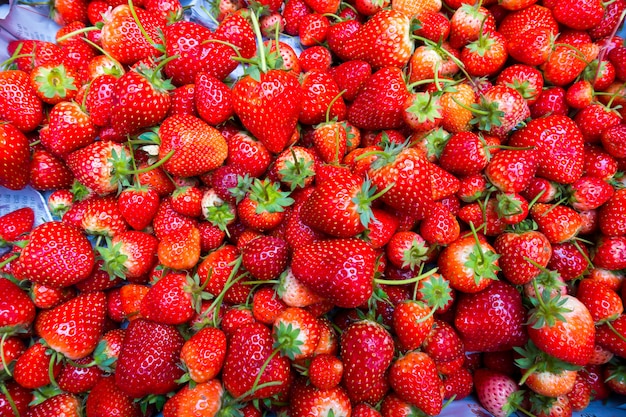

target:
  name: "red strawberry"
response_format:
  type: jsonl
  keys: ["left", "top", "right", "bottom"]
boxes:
{"left": 552, "top": 0, "right": 604, "bottom": 30}
{"left": 197, "top": 244, "right": 250, "bottom": 305}
{"left": 308, "top": 354, "right": 344, "bottom": 389}
{"left": 158, "top": 114, "right": 228, "bottom": 177}
{"left": 0, "top": 277, "right": 36, "bottom": 332}
{"left": 241, "top": 235, "right": 289, "bottom": 281}
{"left": 115, "top": 318, "right": 185, "bottom": 398}
{"left": 157, "top": 224, "right": 201, "bottom": 271}
{"left": 109, "top": 65, "right": 172, "bottom": 136}
{"left": 344, "top": 9, "right": 412, "bottom": 69}
{"left": 0, "top": 207, "right": 34, "bottom": 245}
{"left": 509, "top": 114, "right": 584, "bottom": 184}
{"left": 140, "top": 272, "right": 196, "bottom": 325}
{"left": 389, "top": 351, "right": 444, "bottom": 416}
{"left": 43, "top": 100, "right": 98, "bottom": 158}
{"left": 576, "top": 279, "right": 623, "bottom": 323}
{"left": 439, "top": 131, "right": 490, "bottom": 177}
{"left": 98, "top": 230, "right": 158, "bottom": 279}
{"left": 273, "top": 306, "right": 321, "bottom": 360}
{"left": 461, "top": 31, "right": 508, "bottom": 77}
{"left": 117, "top": 185, "right": 160, "bottom": 231}
{"left": 0, "top": 70, "right": 44, "bottom": 132}
{"left": 57, "top": 355, "right": 103, "bottom": 394}
{"left": 101, "top": 4, "right": 165, "bottom": 65}
{"left": 341, "top": 320, "right": 394, "bottom": 403}
{"left": 348, "top": 67, "right": 410, "bottom": 130}
{"left": 233, "top": 69, "right": 302, "bottom": 154}
{"left": 0, "top": 381, "right": 31, "bottom": 417}
{"left": 598, "top": 189, "right": 626, "bottom": 237}
{"left": 179, "top": 327, "right": 227, "bottom": 383}
{"left": 85, "top": 376, "right": 142, "bottom": 417}
{"left": 494, "top": 231, "right": 552, "bottom": 285}
{"left": 290, "top": 379, "right": 351, "bottom": 417}
{"left": 13, "top": 221, "right": 95, "bottom": 288}
{"left": 291, "top": 238, "right": 377, "bottom": 308}
{"left": 299, "top": 69, "right": 346, "bottom": 125}
{"left": 164, "top": 21, "right": 238, "bottom": 85}
{"left": 454, "top": 280, "right": 527, "bottom": 352}
{"left": 392, "top": 300, "right": 434, "bottom": 351}
{"left": 448, "top": 4, "right": 496, "bottom": 49}
{"left": 530, "top": 203, "right": 583, "bottom": 244}
{"left": 163, "top": 380, "right": 225, "bottom": 417}
{"left": 527, "top": 293, "right": 595, "bottom": 366}
{"left": 63, "top": 195, "right": 128, "bottom": 237}
{"left": 66, "top": 141, "right": 130, "bottom": 196}
{"left": 35, "top": 291, "right": 107, "bottom": 360}
{"left": 27, "top": 393, "right": 81, "bottom": 417}
{"left": 194, "top": 72, "right": 234, "bottom": 126}
{"left": 85, "top": 74, "right": 117, "bottom": 127}
{"left": 13, "top": 340, "right": 62, "bottom": 389}
{"left": 0, "top": 123, "right": 30, "bottom": 190}
{"left": 222, "top": 322, "right": 291, "bottom": 400}
{"left": 29, "top": 148, "right": 74, "bottom": 191}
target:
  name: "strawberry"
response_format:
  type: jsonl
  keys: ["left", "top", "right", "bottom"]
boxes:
{"left": 308, "top": 354, "right": 344, "bottom": 389}
{"left": 43, "top": 100, "right": 98, "bottom": 158}
{"left": 592, "top": 236, "right": 626, "bottom": 271}
{"left": 271, "top": 146, "right": 316, "bottom": 190}
{"left": 222, "top": 322, "right": 291, "bottom": 400}
{"left": 392, "top": 300, "right": 435, "bottom": 351}
{"left": 0, "top": 381, "right": 31, "bottom": 417}
{"left": 101, "top": 4, "right": 165, "bottom": 65}
{"left": 485, "top": 148, "right": 538, "bottom": 193}
{"left": 163, "top": 380, "right": 224, "bottom": 417}
{"left": 35, "top": 291, "right": 107, "bottom": 360}
{"left": 241, "top": 235, "right": 289, "bottom": 281}
{"left": 438, "top": 232, "right": 500, "bottom": 293}
{"left": 290, "top": 379, "right": 351, "bottom": 417}
{"left": 85, "top": 74, "right": 117, "bottom": 127}
{"left": 85, "top": 376, "right": 142, "bottom": 417}
{"left": 13, "top": 340, "right": 62, "bottom": 389}
{"left": 157, "top": 224, "right": 201, "bottom": 271}
{"left": 552, "top": 0, "right": 604, "bottom": 30}
{"left": 601, "top": 124, "right": 626, "bottom": 159}
{"left": 299, "top": 70, "right": 346, "bottom": 125}
{"left": 115, "top": 318, "right": 185, "bottom": 398}
{"left": 63, "top": 195, "right": 128, "bottom": 237}
{"left": 0, "top": 70, "right": 44, "bottom": 132}
{"left": 494, "top": 231, "right": 552, "bottom": 285}
{"left": 300, "top": 172, "right": 387, "bottom": 238}
{"left": 197, "top": 244, "right": 250, "bottom": 305}
{"left": 344, "top": 9, "right": 412, "bottom": 69}
{"left": 232, "top": 49, "right": 302, "bottom": 154}
{"left": 0, "top": 122, "right": 31, "bottom": 190}
{"left": 299, "top": 45, "right": 332, "bottom": 72}
{"left": 29, "top": 148, "right": 74, "bottom": 191}
{"left": 291, "top": 238, "right": 377, "bottom": 308}
{"left": 461, "top": 30, "right": 508, "bottom": 77}
{"left": 164, "top": 21, "right": 238, "bottom": 86}
{"left": 159, "top": 114, "right": 228, "bottom": 177}
{"left": 179, "top": 327, "right": 227, "bottom": 383}
{"left": 252, "top": 286, "right": 287, "bottom": 325}
{"left": 27, "top": 393, "right": 81, "bottom": 417}
{"left": 236, "top": 178, "right": 293, "bottom": 232}
{"left": 109, "top": 65, "right": 173, "bottom": 136}
{"left": 194, "top": 72, "right": 234, "bottom": 126}
{"left": 66, "top": 141, "right": 130, "bottom": 196}
{"left": 273, "top": 307, "right": 321, "bottom": 360}
{"left": 598, "top": 189, "right": 626, "bottom": 237}
{"left": 225, "top": 131, "right": 272, "bottom": 178}
{"left": 117, "top": 185, "right": 160, "bottom": 231}
{"left": 454, "top": 280, "right": 527, "bottom": 352}
{"left": 530, "top": 204, "right": 583, "bottom": 244}
{"left": 57, "top": 355, "right": 103, "bottom": 394}
{"left": 576, "top": 279, "right": 623, "bottom": 323}
{"left": 348, "top": 67, "right": 410, "bottom": 130}
{"left": 389, "top": 351, "right": 444, "bottom": 416}
{"left": 340, "top": 320, "right": 394, "bottom": 403}
{"left": 527, "top": 292, "right": 595, "bottom": 366}
{"left": 98, "top": 230, "right": 158, "bottom": 279}
{"left": 329, "top": 60, "right": 371, "bottom": 102}
{"left": 0, "top": 277, "right": 36, "bottom": 333}
{"left": 474, "top": 84, "right": 530, "bottom": 138}
{"left": 13, "top": 221, "right": 95, "bottom": 288}
{"left": 0, "top": 207, "right": 34, "bottom": 246}
{"left": 439, "top": 131, "right": 489, "bottom": 177}
{"left": 299, "top": 13, "right": 330, "bottom": 46}
{"left": 385, "top": 230, "right": 430, "bottom": 270}
{"left": 474, "top": 368, "right": 524, "bottom": 417}
{"left": 509, "top": 114, "right": 584, "bottom": 185}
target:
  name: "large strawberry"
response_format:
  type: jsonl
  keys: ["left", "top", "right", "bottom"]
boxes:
{"left": 222, "top": 321, "right": 291, "bottom": 400}
{"left": 158, "top": 114, "right": 228, "bottom": 177}
{"left": 115, "top": 318, "right": 185, "bottom": 398}
{"left": 66, "top": 141, "right": 130, "bottom": 196}
{"left": 509, "top": 114, "right": 584, "bottom": 184}
{"left": 341, "top": 320, "right": 394, "bottom": 403}
{"left": 109, "top": 64, "right": 173, "bottom": 136}
{"left": 0, "top": 70, "right": 43, "bottom": 132}
{"left": 35, "top": 291, "right": 107, "bottom": 360}
{"left": 100, "top": 4, "right": 165, "bottom": 65}
{"left": 0, "top": 122, "right": 30, "bottom": 190}
{"left": 13, "top": 221, "right": 95, "bottom": 288}
{"left": 291, "top": 238, "right": 377, "bottom": 308}
{"left": 42, "top": 100, "right": 98, "bottom": 158}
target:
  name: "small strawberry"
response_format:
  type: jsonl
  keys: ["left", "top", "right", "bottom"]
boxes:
{"left": 117, "top": 185, "right": 160, "bottom": 231}
{"left": 0, "top": 70, "right": 44, "bottom": 132}
{"left": 157, "top": 225, "right": 201, "bottom": 271}
{"left": 530, "top": 204, "right": 583, "bottom": 244}
{"left": 85, "top": 376, "right": 142, "bottom": 417}
{"left": 0, "top": 207, "right": 34, "bottom": 246}
{"left": 494, "top": 231, "right": 552, "bottom": 285}
{"left": 63, "top": 195, "right": 128, "bottom": 237}
{"left": 0, "top": 277, "right": 36, "bottom": 333}
{"left": 66, "top": 141, "right": 131, "bottom": 196}
{"left": 474, "top": 368, "right": 525, "bottom": 417}
{"left": 27, "top": 393, "right": 82, "bottom": 417}
{"left": 179, "top": 326, "right": 227, "bottom": 384}
{"left": 29, "top": 148, "right": 74, "bottom": 191}
{"left": 308, "top": 354, "right": 344, "bottom": 389}
{"left": 0, "top": 123, "right": 31, "bottom": 190}
{"left": 598, "top": 189, "right": 626, "bottom": 237}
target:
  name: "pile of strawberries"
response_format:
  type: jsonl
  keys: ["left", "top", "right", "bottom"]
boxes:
{"left": 1, "top": 0, "right": 626, "bottom": 415}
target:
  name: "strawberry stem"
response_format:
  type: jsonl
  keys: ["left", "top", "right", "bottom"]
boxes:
{"left": 55, "top": 26, "right": 99, "bottom": 44}
{"left": 606, "top": 321, "right": 626, "bottom": 344}
{"left": 248, "top": 9, "right": 268, "bottom": 73}
{"left": 128, "top": 0, "right": 156, "bottom": 47}
{"left": 375, "top": 266, "right": 438, "bottom": 285}
{"left": 0, "top": 333, "right": 11, "bottom": 377}
{"left": 0, "top": 254, "right": 17, "bottom": 270}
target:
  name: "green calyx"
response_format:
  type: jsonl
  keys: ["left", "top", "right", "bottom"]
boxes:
{"left": 464, "top": 223, "right": 500, "bottom": 284}
{"left": 278, "top": 149, "right": 315, "bottom": 191}
{"left": 470, "top": 96, "right": 504, "bottom": 132}
{"left": 96, "top": 238, "right": 128, "bottom": 280}
{"left": 272, "top": 322, "right": 303, "bottom": 361}
{"left": 406, "top": 92, "right": 442, "bottom": 124}
{"left": 249, "top": 178, "right": 294, "bottom": 214}
{"left": 34, "top": 64, "right": 77, "bottom": 99}
{"left": 352, "top": 179, "right": 393, "bottom": 230}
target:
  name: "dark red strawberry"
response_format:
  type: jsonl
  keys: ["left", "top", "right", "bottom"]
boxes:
{"left": 0, "top": 123, "right": 31, "bottom": 190}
